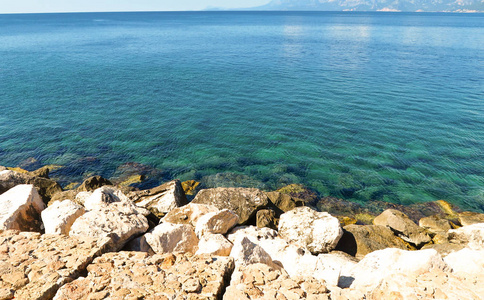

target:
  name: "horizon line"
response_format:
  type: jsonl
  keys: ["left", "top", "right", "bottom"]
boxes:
{"left": 1, "top": 10, "right": 482, "bottom": 15}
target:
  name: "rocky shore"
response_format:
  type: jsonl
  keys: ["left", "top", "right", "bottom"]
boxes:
{"left": 0, "top": 165, "right": 483, "bottom": 299}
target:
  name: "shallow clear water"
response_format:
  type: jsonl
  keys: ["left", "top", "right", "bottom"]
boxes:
{"left": 0, "top": 12, "right": 483, "bottom": 211}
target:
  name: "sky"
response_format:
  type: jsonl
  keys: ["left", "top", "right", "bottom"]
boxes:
{"left": 0, "top": 0, "right": 272, "bottom": 14}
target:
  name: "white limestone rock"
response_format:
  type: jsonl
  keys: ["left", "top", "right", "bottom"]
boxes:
{"left": 278, "top": 207, "right": 343, "bottom": 254}
{"left": 195, "top": 209, "right": 239, "bottom": 237}
{"left": 196, "top": 233, "right": 233, "bottom": 256}
{"left": 448, "top": 223, "right": 484, "bottom": 250}
{"left": 69, "top": 187, "right": 149, "bottom": 251}
{"left": 145, "top": 222, "right": 199, "bottom": 254}
{"left": 227, "top": 225, "right": 355, "bottom": 287}
{"left": 41, "top": 200, "right": 85, "bottom": 234}
{"left": 0, "top": 184, "right": 45, "bottom": 232}
{"left": 348, "top": 248, "right": 447, "bottom": 290}
{"left": 444, "top": 248, "right": 484, "bottom": 275}
{"left": 230, "top": 236, "right": 275, "bottom": 267}
{"left": 162, "top": 203, "right": 220, "bottom": 227}
{"left": 83, "top": 186, "right": 129, "bottom": 210}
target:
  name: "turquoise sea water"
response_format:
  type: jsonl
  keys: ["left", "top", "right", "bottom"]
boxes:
{"left": 0, "top": 12, "right": 483, "bottom": 212}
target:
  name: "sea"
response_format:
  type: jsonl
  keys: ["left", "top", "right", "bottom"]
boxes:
{"left": 0, "top": 11, "right": 483, "bottom": 212}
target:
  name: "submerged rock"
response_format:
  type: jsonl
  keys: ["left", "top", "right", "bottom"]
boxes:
{"left": 200, "top": 172, "right": 267, "bottom": 190}
{"left": 110, "top": 161, "right": 164, "bottom": 188}
{"left": 181, "top": 180, "right": 200, "bottom": 196}
{"left": 276, "top": 184, "right": 318, "bottom": 205}
{"left": 278, "top": 207, "right": 343, "bottom": 254}
{"left": 0, "top": 184, "right": 45, "bottom": 232}
{"left": 192, "top": 187, "right": 269, "bottom": 225}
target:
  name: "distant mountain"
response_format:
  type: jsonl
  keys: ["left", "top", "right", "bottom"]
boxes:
{"left": 253, "top": 0, "right": 484, "bottom": 12}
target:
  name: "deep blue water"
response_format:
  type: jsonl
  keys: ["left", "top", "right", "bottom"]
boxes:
{"left": 0, "top": 12, "right": 483, "bottom": 212}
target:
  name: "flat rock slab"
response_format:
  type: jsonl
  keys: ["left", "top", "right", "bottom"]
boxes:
{"left": 224, "top": 263, "right": 329, "bottom": 300}
{"left": 54, "top": 252, "right": 235, "bottom": 300}
{"left": 0, "top": 230, "right": 111, "bottom": 300}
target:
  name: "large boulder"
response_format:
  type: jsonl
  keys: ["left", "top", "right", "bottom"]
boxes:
{"left": 128, "top": 180, "right": 188, "bottom": 217}
{"left": 345, "top": 248, "right": 447, "bottom": 290}
{"left": 192, "top": 187, "right": 269, "bottom": 224}
{"left": 196, "top": 233, "right": 233, "bottom": 256}
{"left": 195, "top": 209, "right": 239, "bottom": 237}
{"left": 69, "top": 187, "right": 149, "bottom": 251}
{"left": 419, "top": 215, "right": 452, "bottom": 234}
{"left": 335, "top": 224, "right": 410, "bottom": 259}
{"left": 0, "top": 184, "right": 45, "bottom": 232}
{"left": 230, "top": 236, "right": 275, "bottom": 268}
{"left": 162, "top": 203, "right": 219, "bottom": 226}
{"left": 0, "top": 170, "right": 62, "bottom": 204}
{"left": 145, "top": 222, "right": 199, "bottom": 254}
{"left": 278, "top": 207, "right": 343, "bottom": 254}
{"left": 41, "top": 200, "right": 85, "bottom": 234}
{"left": 373, "top": 209, "right": 431, "bottom": 247}
{"left": 54, "top": 252, "right": 235, "bottom": 300}
{"left": 227, "top": 226, "right": 355, "bottom": 287}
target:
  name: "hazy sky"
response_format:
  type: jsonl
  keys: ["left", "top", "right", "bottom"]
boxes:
{"left": 0, "top": 0, "right": 272, "bottom": 14}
